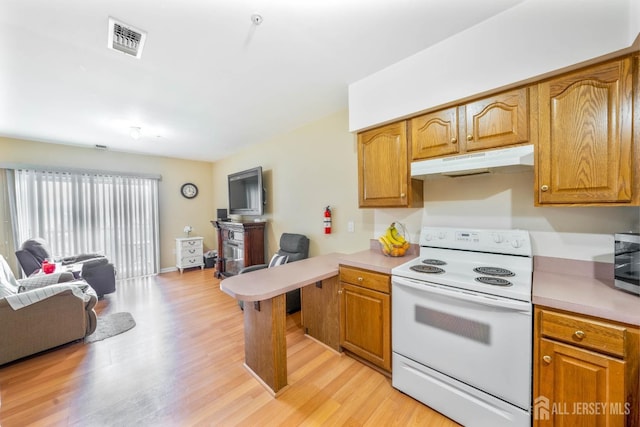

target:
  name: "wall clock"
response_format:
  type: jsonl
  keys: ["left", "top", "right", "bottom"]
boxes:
{"left": 181, "top": 183, "right": 198, "bottom": 199}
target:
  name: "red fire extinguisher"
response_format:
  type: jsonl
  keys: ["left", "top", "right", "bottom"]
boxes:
{"left": 324, "top": 206, "right": 332, "bottom": 234}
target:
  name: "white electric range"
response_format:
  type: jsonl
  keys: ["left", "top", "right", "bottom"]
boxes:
{"left": 391, "top": 226, "right": 533, "bottom": 427}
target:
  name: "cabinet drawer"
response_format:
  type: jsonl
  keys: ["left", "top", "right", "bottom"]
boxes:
{"left": 339, "top": 266, "right": 390, "bottom": 293}
{"left": 179, "top": 256, "right": 202, "bottom": 266}
{"left": 539, "top": 309, "right": 627, "bottom": 358}
{"left": 180, "top": 239, "right": 203, "bottom": 249}
{"left": 180, "top": 247, "right": 202, "bottom": 257}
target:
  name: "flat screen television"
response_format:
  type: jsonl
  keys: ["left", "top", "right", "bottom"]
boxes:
{"left": 228, "top": 166, "right": 264, "bottom": 216}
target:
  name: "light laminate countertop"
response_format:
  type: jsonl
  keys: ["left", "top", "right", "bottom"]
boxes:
{"left": 337, "top": 246, "right": 417, "bottom": 274}
{"left": 220, "top": 252, "right": 344, "bottom": 301}
{"left": 220, "top": 245, "right": 417, "bottom": 302}
{"left": 532, "top": 256, "right": 640, "bottom": 326}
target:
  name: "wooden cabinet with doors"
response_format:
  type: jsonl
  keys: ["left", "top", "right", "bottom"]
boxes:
{"left": 212, "top": 221, "right": 265, "bottom": 278}
{"left": 357, "top": 121, "right": 423, "bottom": 208}
{"left": 301, "top": 275, "right": 340, "bottom": 352}
{"left": 533, "top": 307, "right": 639, "bottom": 427}
{"left": 411, "top": 87, "right": 530, "bottom": 160}
{"left": 339, "top": 265, "right": 391, "bottom": 373}
{"left": 536, "top": 56, "right": 639, "bottom": 206}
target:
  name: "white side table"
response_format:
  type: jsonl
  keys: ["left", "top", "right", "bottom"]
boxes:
{"left": 176, "top": 237, "right": 204, "bottom": 273}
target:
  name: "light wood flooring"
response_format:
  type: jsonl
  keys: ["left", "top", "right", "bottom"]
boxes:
{"left": 0, "top": 269, "right": 459, "bottom": 426}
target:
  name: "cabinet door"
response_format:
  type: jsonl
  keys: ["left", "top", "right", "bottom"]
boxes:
{"left": 464, "top": 87, "right": 529, "bottom": 152}
{"left": 301, "top": 276, "right": 340, "bottom": 352}
{"left": 536, "top": 338, "right": 627, "bottom": 427}
{"left": 537, "top": 58, "right": 633, "bottom": 204}
{"left": 410, "top": 106, "right": 459, "bottom": 160}
{"left": 358, "top": 122, "right": 412, "bottom": 207}
{"left": 339, "top": 282, "right": 391, "bottom": 371}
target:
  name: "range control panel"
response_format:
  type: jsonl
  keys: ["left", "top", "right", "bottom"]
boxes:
{"left": 420, "top": 226, "right": 532, "bottom": 257}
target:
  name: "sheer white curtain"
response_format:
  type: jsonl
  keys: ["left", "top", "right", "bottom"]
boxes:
{"left": 12, "top": 169, "right": 159, "bottom": 279}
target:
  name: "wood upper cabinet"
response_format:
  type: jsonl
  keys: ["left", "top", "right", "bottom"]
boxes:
{"left": 358, "top": 122, "right": 423, "bottom": 208}
{"left": 410, "top": 106, "right": 459, "bottom": 159}
{"left": 464, "top": 88, "right": 529, "bottom": 152}
{"left": 536, "top": 57, "right": 637, "bottom": 205}
{"left": 339, "top": 266, "right": 391, "bottom": 373}
{"left": 411, "top": 87, "right": 530, "bottom": 160}
{"left": 533, "top": 307, "right": 639, "bottom": 427}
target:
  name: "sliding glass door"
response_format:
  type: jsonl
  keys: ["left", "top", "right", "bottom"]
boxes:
{"left": 10, "top": 169, "right": 159, "bottom": 279}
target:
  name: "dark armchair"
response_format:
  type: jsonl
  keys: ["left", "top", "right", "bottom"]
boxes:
{"left": 81, "top": 258, "right": 116, "bottom": 297}
{"left": 239, "top": 233, "right": 310, "bottom": 313}
{"left": 15, "top": 238, "right": 116, "bottom": 297}
{"left": 15, "top": 238, "right": 103, "bottom": 276}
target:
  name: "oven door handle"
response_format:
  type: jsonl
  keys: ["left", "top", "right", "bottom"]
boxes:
{"left": 392, "top": 276, "right": 531, "bottom": 313}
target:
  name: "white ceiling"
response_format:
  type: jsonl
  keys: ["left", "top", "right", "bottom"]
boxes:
{"left": 0, "top": 0, "right": 524, "bottom": 162}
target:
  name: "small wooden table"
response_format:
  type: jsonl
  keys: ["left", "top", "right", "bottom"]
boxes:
{"left": 220, "top": 253, "right": 342, "bottom": 395}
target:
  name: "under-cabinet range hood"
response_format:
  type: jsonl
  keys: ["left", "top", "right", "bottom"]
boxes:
{"left": 411, "top": 144, "right": 534, "bottom": 178}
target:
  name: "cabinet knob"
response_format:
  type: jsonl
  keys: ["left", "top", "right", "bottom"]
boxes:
{"left": 542, "top": 355, "right": 552, "bottom": 364}
{"left": 450, "top": 137, "right": 457, "bottom": 144}
{"left": 574, "top": 330, "right": 586, "bottom": 340}
{"left": 357, "top": 277, "right": 363, "bottom": 282}
{"left": 540, "top": 185, "right": 549, "bottom": 192}
{"left": 466, "top": 134, "right": 473, "bottom": 141}
{"left": 400, "top": 193, "right": 406, "bottom": 198}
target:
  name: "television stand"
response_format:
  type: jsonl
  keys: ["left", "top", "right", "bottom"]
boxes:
{"left": 211, "top": 221, "right": 266, "bottom": 279}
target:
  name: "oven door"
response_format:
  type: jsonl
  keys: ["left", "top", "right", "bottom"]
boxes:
{"left": 392, "top": 276, "right": 532, "bottom": 410}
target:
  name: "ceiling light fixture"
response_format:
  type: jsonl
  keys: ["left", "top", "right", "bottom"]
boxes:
{"left": 251, "top": 14, "right": 263, "bottom": 25}
{"left": 129, "top": 126, "right": 141, "bottom": 140}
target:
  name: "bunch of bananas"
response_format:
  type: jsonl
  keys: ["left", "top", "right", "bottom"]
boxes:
{"left": 378, "top": 222, "right": 410, "bottom": 257}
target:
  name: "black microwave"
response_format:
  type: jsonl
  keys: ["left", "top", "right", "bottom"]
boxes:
{"left": 614, "top": 233, "right": 639, "bottom": 296}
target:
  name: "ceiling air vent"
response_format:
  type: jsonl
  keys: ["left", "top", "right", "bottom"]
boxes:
{"left": 107, "top": 17, "right": 147, "bottom": 59}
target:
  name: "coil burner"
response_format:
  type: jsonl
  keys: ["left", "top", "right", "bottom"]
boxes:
{"left": 473, "top": 267, "right": 515, "bottom": 277}
{"left": 410, "top": 265, "right": 445, "bottom": 274}
{"left": 475, "top": 276, "right": 513, "bottom": 287}
{"left": 422, "top": 259, "right": 447, "bottom": 266}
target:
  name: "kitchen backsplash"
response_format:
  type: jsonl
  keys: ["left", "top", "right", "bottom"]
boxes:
{"left": 373, "top": 171, "right": 639, "bottom": 263}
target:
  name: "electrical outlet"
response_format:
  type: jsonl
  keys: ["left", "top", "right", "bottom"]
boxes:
{"left": 347, "top": 220, "right": 355, "bottom": 233}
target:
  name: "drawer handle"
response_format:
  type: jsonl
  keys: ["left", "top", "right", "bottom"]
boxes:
{"left": 357, "top": 277, "right": 363, "bottom": 282}
{"left": 574, "top": 330, "right": 586, "bottom": 340}
{"left": 542, "top": 355, "right": 552, "bottom": 364}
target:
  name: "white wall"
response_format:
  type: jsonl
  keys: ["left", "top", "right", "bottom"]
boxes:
{"left": 349, "top": 0, "right": 639, "bottom": 131}
{"left": 0, "top": 137, "right": 215, "bottom": 272}
{"left": 211, "top": 110, "right": 374, "bottom": 259}
{"left": 374, "top": 171, "right": 640, "bottom": 262}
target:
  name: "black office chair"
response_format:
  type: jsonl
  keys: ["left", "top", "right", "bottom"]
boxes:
{"left": 238, "top": 233, "right": 310, "bottom": 313}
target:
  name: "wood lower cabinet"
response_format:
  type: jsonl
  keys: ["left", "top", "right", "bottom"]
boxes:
{"left": 534, "top": 307, "right": 639, "bottom": 427}
{"left": 411, "top": 87, "right": 530, "bottom": 160}
{"left": 212, "top": 221, "right": 265, "bottom": 278}
{"left": 339, "top": 266, "right": 391, "bottom": 373}
{"left": 357, "top": 122, "right": 423, "bottom": 208}
{"left": 301, "top": 275, "right": 340, "bottom": 352}
{"left": 536, "top": 56, "right": 638, "bottom": 205}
